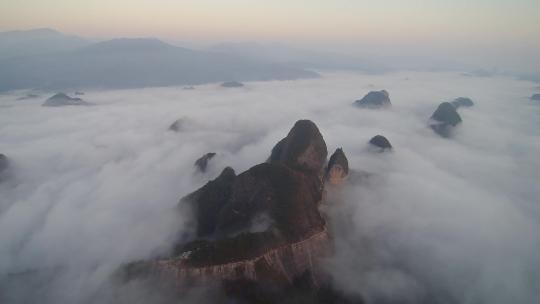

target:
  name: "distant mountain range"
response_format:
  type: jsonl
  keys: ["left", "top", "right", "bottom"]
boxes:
{"left": 0, "top": 29, "right": 318, "bottom": 92}
{"left": 209, "top": 42, "right": 390, "bottom": 72}
{"left": 0, "top": 28, "right": 90, "bottom": 60}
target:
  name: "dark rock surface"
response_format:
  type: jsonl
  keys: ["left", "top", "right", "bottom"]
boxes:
{"left": 451, "top": 97, "right": 474, "bottom": 108}
{"left": 353, "top": 90, "right": 391, "bottom": 108}
{"left": 268, "top": 120, "right": 328, "bottom": 174}
{"left": 369, "top": 135, "right": 392, "bottom": 150}
{"left": 214, "top": 162, "right": 325, "bottom": 239}
{"left": 74, "top": 91, "right": 85, "bottom": 95}
{"left": 180, "top": 167, "right": 236, "bottom": 237}
{"left": 221, "top": 81, "right": 244, "bottom": 88}
{"left": 325, "top": 148, "right": 349, "bottom": 185}
{"left": 531, "top": 94, "right": 540, "bottom": 101}
{"left": 194, "top": 152, "right": 216, "bottom": 173}
{"left": 42, "top": 93, "right": 89, "bottom": 107}
{"left": 429, "top": 102, "right": 462, "bottom": 137}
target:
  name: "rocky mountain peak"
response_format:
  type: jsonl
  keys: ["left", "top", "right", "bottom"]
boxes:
{"left": 325, "top": 148, "right": 349, "bottom": 185}
{"left": 42, "top": 92, "right": 89, "bottom": 107}
{"left": 122, "top": 120, "right": 354, "bottom": 302}
{"left": 369, "top": 135, "right": 392, "bottom": 150}
{"left": 429, "top": 102, "right": 462, "bottom": 137}
{"left": 269, "top": 119, "right": 328, "bottom": 174}
{"left": 194, "top": 152, "right": 216, "bottom": 173}
{"left": 353, "top": 90, "right": 391, "bottom": 108}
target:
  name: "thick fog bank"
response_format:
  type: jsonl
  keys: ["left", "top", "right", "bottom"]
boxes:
{"left": 0, "top": 72, "right": 539, "bottom": 303}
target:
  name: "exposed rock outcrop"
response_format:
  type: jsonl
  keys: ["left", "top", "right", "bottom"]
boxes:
{"left": 268, "top": 120, "right": 328, "bottom": 174}
{"left": 451, "top": 97, "right": 474, "bottom": 108}
{"left": 74, "top": 91, "right": 85, "bottom": 95}
{"left": 125, "top": 120, "right": 332, "bottom": 298}
{"left": 429, "top": 102, "right": 462, "bottom": 137}
{"left": 194, "top": 152, "right": 216, "bottom": 173}
{"left": 325, "top": 148, "right": 349, "bottom": 185}
{"left": 42, "top": 93, "right": 90, "bottom": 107}
{"left": 353, "top": 90, "right": 391, "bottom": 108}
{"left": 140, "top": 226, "right": 329, "bottom": 285}
{"left": 119, "top": 119, "right": 364, "bottom": 302}
{"left": 531, "top": 94, "right": 540, "bottom": 101}
{"left": 369, "top": 135, "right": 392, "bottom": 150}
{"left": 221, "top": 81, "right": 244, "bottom": 88}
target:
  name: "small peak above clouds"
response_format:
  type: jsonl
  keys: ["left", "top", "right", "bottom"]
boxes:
{"left": 42, "top": 92, "right": 91, "bottom": 107}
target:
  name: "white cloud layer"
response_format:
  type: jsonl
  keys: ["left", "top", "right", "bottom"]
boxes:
{"left": 0, "top": 71, "right": 539, "bottom": 303}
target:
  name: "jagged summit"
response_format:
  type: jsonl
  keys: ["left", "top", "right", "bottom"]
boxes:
{"left": 269, "top": 119, "right": 328, "bottom": 174}
{"left": 182, "top": 120, "right": 328, "bottom": 242}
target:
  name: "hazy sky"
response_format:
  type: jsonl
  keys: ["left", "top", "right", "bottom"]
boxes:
{"left": 1, "top": 0, "right": 539, "bottom": 44}
{"left": 1, "top": 0, "right": 539, "bottom": 72}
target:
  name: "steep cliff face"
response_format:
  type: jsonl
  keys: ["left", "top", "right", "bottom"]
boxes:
{"left": 145, "top": 226, "right": 330, "bottom": 286}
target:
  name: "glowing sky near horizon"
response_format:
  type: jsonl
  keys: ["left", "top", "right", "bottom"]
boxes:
{"left": 1, "top": 0, "right": 539, "bottom": 46}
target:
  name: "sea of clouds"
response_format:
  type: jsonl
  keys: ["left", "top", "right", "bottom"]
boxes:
{"left": 0, "top": 71, "right": 539, "bottom": 303}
